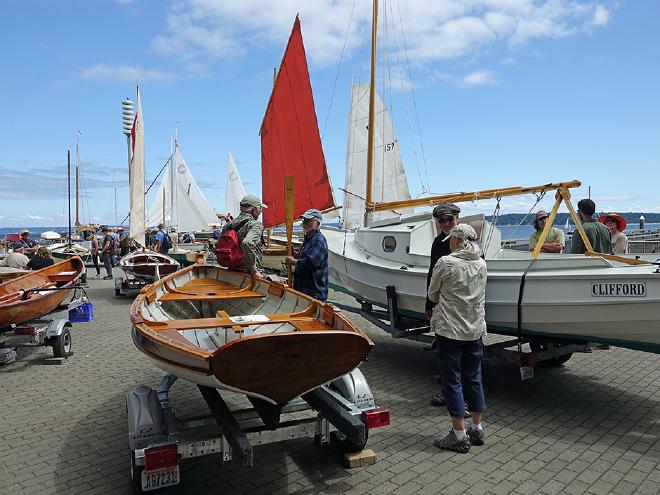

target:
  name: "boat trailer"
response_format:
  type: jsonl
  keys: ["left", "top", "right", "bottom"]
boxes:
{"left": 115, "top": 276, "right": 150, "bottom": 297}
{"left": 0, "top": 286, "right": 92, "bottom": 365}
{"left": 127, "top": 369, "right": 389, "bottom": 493}
{"left": 336, "top": 284, "right": 589, "bottom": 378}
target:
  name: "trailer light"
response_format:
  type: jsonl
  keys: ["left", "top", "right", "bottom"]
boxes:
{"left": 14, "top": 326, "right": 37, "bottom": 335}
{"left": 362, "top": 407, "right": 390, "bottom": 429}
{"left": 144, "top": 445, "right": 179, "bottom": 472}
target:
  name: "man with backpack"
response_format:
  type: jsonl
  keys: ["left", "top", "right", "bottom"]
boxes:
{"left": 99, "top": 226, "right": 115, "bottom": 279}
{"left": 154, "top": 223, "right": 172, "bottom": 254}
{"left": 217, "top": 194, "right": 267, "bottom": 278}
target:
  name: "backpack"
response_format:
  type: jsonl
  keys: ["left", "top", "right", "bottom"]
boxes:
{"left": 215, "top": 219, "right": 250, "bottom": 268}
{"left": 159, "top": 230, "right": 172, "bottom": 253}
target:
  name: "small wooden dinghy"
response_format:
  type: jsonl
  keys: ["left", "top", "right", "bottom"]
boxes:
{"left": 131, "top": 264, "right": 374, "bottom": 405}
{"left": 119, "top": 250, "right": 180, "bottom": 282}
{"left": 0, "top": 257, "right": 84, "bottom": 329}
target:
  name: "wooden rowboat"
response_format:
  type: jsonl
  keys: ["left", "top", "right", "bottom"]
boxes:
{"left": 119, "top": 250, "right": 180, "bottom": 282}
{"left": 130, "top": 264, "right": 374, "bottom": 405}
{"left": 0, "top": 257, "right": 84, "bottom": 329}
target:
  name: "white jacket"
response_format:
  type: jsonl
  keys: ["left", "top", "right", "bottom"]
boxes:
{"left": 427, "top": 248, "right": 487, "bottom": 341}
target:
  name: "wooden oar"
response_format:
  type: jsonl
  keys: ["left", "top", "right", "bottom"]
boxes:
{"left": 284, "top": 176, "right": 295, "bottom": 287}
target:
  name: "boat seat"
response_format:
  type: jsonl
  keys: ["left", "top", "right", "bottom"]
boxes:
{"left": 47, "top": 271, "right": 77, "bottom": 283}
{"left": 159, "top": 288, "right": 264, "bottom": 302}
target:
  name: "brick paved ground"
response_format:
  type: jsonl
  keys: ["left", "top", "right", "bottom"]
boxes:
{"left": 2, "top": 269, "right": 660, "bottom": 494}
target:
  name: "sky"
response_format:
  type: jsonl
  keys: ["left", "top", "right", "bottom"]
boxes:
{"left": 1, "top": 0, "right": 659, "bottom": 228}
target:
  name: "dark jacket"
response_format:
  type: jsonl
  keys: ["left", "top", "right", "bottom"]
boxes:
{"left": 570, "top": 218, "right": 611, "bottom": 254}
{"left": 293, "top": 230, "right": 328, "bottom": 301}
{"left": 426, "top": 234, "right": 452, "bottom": 311}
{"left": 27, "top": 256, "right": 54, "bottom": 270}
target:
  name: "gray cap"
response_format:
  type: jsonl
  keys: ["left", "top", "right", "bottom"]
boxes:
{"left": 301, "top": 209, "right": 322, "bottom": 221}
{"left": 240, "top": 194, "right": 268, "bottom": 208}
{"left": 442, "top": 223, "right": 478, "bottom": 242}
{"left": 432, "top": 201, "right": 460, "bottom": 218}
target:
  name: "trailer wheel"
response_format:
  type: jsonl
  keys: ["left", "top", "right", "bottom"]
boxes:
{"left": 330, "top": 427, "right": 369, "bottom": 453}
{"left": 530, "top": 340, "right": 572, "bottom": 366}
{"left": 52, "top": 328, "right": 72, "bottom": 358}
{"left": 130, "top": 451, "right": 145, "bottom": 494}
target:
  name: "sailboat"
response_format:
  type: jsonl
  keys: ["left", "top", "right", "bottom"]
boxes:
{"left": 120, "top": 86, "right": 180, "bottom": 281}
{"left": 146, "top": 139, "right": 216, "bottom": 266}
{"left": 225, "top": 150, "right": 246, "bottom": 220}
{"left": 130, "top": 17, "right": 374, "bottom": 406}
{"left": 49, "top": 137, "right": 92, "bottom": 264}
{"left": 326, "top": 2, "right": 660, "bottom": 354}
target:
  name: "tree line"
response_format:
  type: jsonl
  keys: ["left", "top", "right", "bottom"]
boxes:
{"left": 486, "top": 212, "right": 660, "bottom": 226}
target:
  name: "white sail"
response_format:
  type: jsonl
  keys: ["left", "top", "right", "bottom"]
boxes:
{"left": 225, "top": 150, "right": 247, "bottom": 218}
{"left": 129, "top": 87, "right": 146, "bottom": 247}
{"left": 342, "top": 83, "right": 412, "bottom": 229}
{"left": 147, "top": 143, "right": 218, "bottom": 232}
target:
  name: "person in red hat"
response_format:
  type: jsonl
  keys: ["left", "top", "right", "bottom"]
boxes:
{"left": 599, "top": 213, "right": 628, "bottom": 254}
{"left": 529, "top": 210, "right": 565, "bottom": 253}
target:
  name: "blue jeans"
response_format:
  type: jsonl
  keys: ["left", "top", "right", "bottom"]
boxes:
{"left": 436, "top": 336, "right": 486, "bottom": 418}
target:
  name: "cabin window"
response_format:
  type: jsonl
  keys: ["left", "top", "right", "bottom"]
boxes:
{"left": 382, "top": 236, "right": 397, "bottom": 252}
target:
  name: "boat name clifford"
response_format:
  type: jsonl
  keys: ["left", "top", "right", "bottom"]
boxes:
{"left": 591, "top": 282, "right": 646, "bottom": 297}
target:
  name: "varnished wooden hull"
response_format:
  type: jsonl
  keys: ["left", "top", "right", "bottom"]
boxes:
{"left": 131, "top": 264, "right": 373, "bottom": 405}
{"left": 0, "top": 257, "right": 84, "bottom": 329}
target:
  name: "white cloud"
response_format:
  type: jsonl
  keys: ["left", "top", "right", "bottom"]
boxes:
{"left": 79, "top": 64, "right": 172, "bottom": 82}
{"left": 150, "top": 0, "right": 613, "bottom": 69}
{"left": 459, "top": 69, "right": 497, "bottom": 87}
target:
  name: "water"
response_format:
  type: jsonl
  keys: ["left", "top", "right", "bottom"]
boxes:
{"left": 499, "top": 222, "right": 660, "bottom": 240}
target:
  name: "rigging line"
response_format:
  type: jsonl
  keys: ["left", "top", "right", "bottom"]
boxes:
{"left": 395, "top": 0, "right": 430, "bottom": 193}
{"left": 357, "top": 0, "right": 370, "bottom": 87}
{"left": 119, "top": 155, "right": 172, "bottom": 227}
{"left": 381, "top": 0, "right": 389, "bottom": 203}
{"left": 391, "top": 0, "right": 426, "bottom": 195}
{"left": 321, "top": 0, "right": 357, "bottom": 141}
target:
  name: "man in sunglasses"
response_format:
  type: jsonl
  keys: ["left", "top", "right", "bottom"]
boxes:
{"left": 427, "top": 201, "right": 466, "bottom": 410}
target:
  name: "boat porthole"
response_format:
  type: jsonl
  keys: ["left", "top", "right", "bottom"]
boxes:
{"left": 382, "top": 236, "right": 396, "bottom": 252}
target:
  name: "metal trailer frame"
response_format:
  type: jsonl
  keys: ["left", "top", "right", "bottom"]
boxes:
{"left": 335, "top": 284, "right": 589, "bottom": 375}
{"left": 127, "top": 369, "right": 387, "bottom": 494}
{"left": 115, "top": 276, "right": 150, "bottom": 298}
{"left": 0, "top": 286, "right": 88, "bottom": 363}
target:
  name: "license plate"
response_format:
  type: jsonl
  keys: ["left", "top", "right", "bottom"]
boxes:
{"left": 141, "top": 465, "right": 180, "bottom": 491}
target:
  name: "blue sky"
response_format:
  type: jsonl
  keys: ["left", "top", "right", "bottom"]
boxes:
{"left": 1, "top": 0, "right": 659, "bottom": 228}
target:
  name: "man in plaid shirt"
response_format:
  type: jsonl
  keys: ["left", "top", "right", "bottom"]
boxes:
{"left": 284, "top": 209, "right": 328, "bottom": 301}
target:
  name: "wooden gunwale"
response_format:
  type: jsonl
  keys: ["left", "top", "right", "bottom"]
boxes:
{"left": 130, "top": 264, "right": 373, "bottom": 365}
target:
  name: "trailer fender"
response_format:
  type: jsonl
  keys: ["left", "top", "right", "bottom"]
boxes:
{"left": 330, "top": 368, "right": 375, "bottom": 410}
{"left": 45, "top": 319, "right": 71, "bottom": 338}
{"left": 127, "top": 385, "right": 166, "bottom": 450}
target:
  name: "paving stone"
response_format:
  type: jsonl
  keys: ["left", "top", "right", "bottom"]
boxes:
{"left": 2, "top": 287, "right": 659, "bottom": 494}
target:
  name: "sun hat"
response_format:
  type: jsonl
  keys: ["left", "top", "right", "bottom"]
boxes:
{"left": 442, "top": 223, "right": 478, "bottom": 243}
{"left": 301, "top": 209, "right": 322, "bottom": 221}
{"left": 535, "top": 210, "right": 549, "bottom": 222}
{"left": 432, "top": 201, "right": 460, "bottom": 219}
{"left": 598, "top": 212, "right": 627, "bottom": 232}
{"left": 240, "top": 194, "right": 268, "bottom": 208}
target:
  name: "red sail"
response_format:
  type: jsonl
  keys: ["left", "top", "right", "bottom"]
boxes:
{"left": 260, "top": 16, "right": 335, "bottom": 228}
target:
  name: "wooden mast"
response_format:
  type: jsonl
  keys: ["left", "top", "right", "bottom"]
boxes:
{"left": 364, "top": 0, "right": 378, "bottom": 226}
{"left": 75, "top": 135, "right": 80, "bottom": 226}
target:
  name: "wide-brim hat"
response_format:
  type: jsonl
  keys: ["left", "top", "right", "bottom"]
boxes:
{"left": 598, "top": 213, "right": 626, "bottom": 232}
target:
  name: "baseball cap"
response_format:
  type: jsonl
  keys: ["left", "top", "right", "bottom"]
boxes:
{"left": 442, "top": 223, "right": 478, "bottom": 242}
{"left": 301, "top": 209, "right": 323, "bottom": 221}
{"left": 240, "top": 194, "right": 268, "bottom": 208}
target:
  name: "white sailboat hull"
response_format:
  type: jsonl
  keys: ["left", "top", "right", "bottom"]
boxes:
{"left": 326, "top": 221, "right": 660, "bottom": 353}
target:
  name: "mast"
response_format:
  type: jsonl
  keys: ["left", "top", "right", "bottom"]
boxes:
{"left": 67, "top": 150, "right": 72, "bottom": 248}
{"left": 364, "top": 0, "right": 379, "bottom": 226}
{"left": 170, "top": 133, "right": 176, "bottom": 232}
{"left": 75, "top": 133, "right": 80, "bottom": 226}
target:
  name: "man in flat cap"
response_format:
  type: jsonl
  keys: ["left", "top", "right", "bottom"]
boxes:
{"left": 221, "top": 194, "right": 268, "bottom": 277}
{"left": 427, "top": 201, "right": 461, "bottom": 408}
{"left": 284, "top": 209, "right": 328, "bottom": 300}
